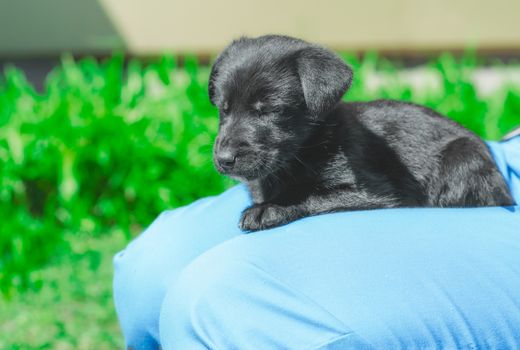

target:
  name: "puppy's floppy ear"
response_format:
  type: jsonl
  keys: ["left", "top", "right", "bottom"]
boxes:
{"left": 296, "top": 46, "right": 353, "bottom": 118}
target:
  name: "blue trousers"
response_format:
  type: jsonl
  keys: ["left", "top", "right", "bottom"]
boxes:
{"left": 113, "top": 137, "right": 520, "bottom": 349}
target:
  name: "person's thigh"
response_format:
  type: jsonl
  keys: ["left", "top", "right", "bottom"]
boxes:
{"left": 160, "top": 205, "right": 520, "bottom": 349}
{"left": 113, "top": 185, "right": 250, "bottom": 349}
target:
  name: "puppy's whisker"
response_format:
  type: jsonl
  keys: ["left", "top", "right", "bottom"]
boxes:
{"left": 266, "top": 158, "right": 296, "bottom": 182}
{"left": 258, "top": 157, "right": 285, "bottom": 184}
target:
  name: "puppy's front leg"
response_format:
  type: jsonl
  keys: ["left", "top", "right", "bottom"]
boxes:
{"left": 239, "top": 203, "right": 302, "bottom": 232}
{"left": 239, "top": 189, "right": 402, "bottom": 232}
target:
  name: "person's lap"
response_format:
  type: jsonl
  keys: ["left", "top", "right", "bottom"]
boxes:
{"left": 114, "top": 137, "right": 520, "bottom": 349}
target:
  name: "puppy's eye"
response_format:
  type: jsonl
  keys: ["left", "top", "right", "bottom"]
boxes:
{"left": 254, "top": 109, "right": 275, "bottom": 118}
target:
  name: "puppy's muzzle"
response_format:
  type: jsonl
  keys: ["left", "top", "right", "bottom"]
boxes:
{"left": 216, "top": 148, "right": 237, "bottom": 171}
{"left": 214, "top": 136, "right": 252, "bottom": 174}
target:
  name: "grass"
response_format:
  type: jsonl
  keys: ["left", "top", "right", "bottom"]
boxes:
{"left": 1, "top": 52, "right": 520, "bottom": 348}
{"left": 0, "top": 230, "right": 126, "bottom": 349}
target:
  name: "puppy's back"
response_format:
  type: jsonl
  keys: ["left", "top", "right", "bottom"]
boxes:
{"left": 333, "top": 100, "right": 513, "bottom": 206}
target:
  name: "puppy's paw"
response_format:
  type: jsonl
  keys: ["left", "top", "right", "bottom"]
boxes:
{"left": 239, "top": 204, "right": 292, "bottom": 232}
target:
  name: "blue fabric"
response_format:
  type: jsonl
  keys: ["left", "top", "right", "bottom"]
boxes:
{"left": 113, "top": 137, "right": 520, "bottom": 350}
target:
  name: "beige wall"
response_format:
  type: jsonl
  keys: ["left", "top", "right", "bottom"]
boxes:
{"left": 100, "top": 0, "right": 520, "bottom": 54}
{"left": 1, "top": 0, "right": 519, "bottom": 56}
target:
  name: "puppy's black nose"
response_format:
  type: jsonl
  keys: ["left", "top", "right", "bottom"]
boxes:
{"left": 217, "top": 151, "right": 237, "bottom": 170}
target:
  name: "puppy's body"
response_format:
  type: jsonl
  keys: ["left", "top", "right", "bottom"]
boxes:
{"left": 242, "top": 100, "right": 513, "bottom": 230}
{"left": 210, "top": 35, "right": 514, "bottom": 231}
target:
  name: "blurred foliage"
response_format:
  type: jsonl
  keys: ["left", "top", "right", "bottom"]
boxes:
{"left": 0, "top": 54, "right": 232, "bottom": 296}
{"left": 0, "top": 230, "right": 125, "bottom": 349}
{"left": 1, "top": 53, "right": 520, "bottom": 298}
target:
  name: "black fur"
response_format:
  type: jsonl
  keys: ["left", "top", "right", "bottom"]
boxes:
{"left": 210, "top": 35, "right": 514, "bottom": 232}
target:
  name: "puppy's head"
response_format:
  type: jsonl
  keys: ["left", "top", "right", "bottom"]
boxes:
{"left": 210, "top": 35, "right": 352, "bottom": 180}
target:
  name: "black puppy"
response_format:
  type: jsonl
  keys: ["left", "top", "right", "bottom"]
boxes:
{"left": 210, "top": 35, "right": 514, "bottom": 232}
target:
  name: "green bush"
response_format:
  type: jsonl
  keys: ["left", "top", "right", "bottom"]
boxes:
{"left": 0, "top": 55, "right": 231, "bottom": 295}
{"left": 1, "top": 53, "right": 519, "bottom": 296}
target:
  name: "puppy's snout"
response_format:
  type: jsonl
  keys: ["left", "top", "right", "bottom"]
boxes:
{"left": 215, "top": 134, "right": 252, "bottom": 174}
{"left": 216, "top": 149, "right": 237, "bottom": 170}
